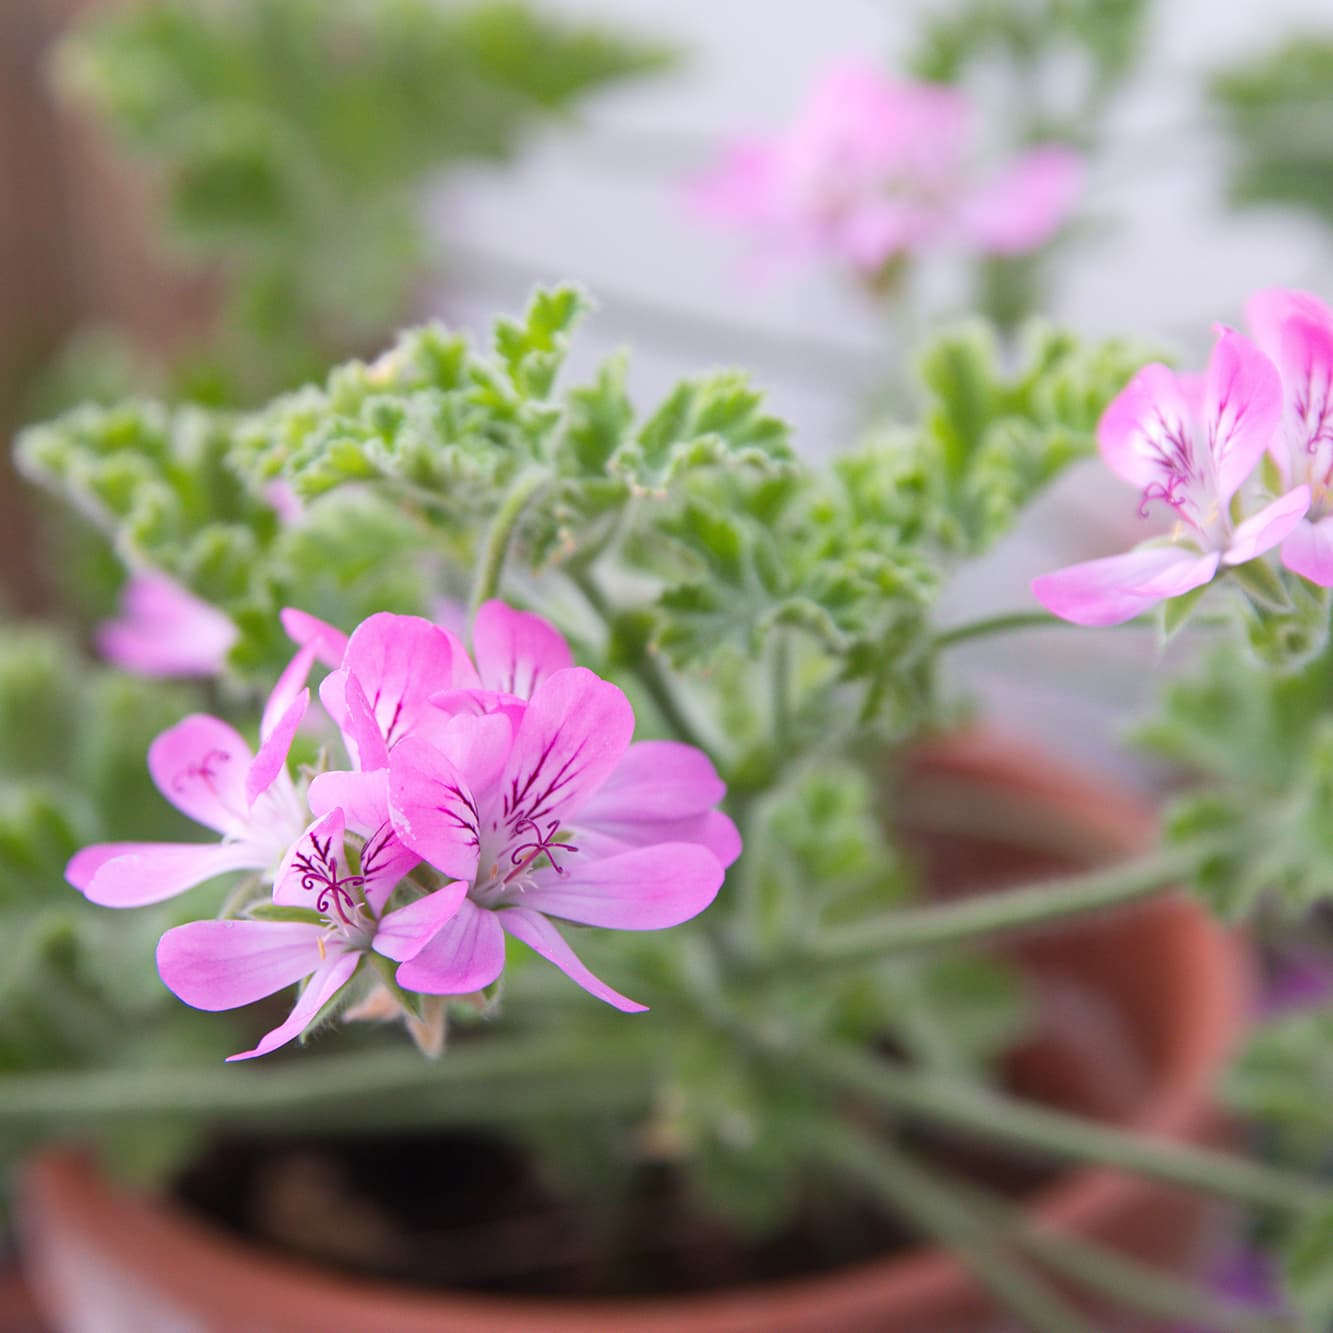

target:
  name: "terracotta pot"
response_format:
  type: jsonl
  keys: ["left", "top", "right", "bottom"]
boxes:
{"left": 19, "top": 732, "right": 1249, "bottom": 1333}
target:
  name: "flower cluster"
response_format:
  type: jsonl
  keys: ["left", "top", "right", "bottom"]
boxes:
{"left": 1033, "top": 287, "right": 1333, "bottom": 626}
{"left": 68, "top": 602, "right": 736, "bottom": 1060}
{"left": 690, "top": 58, "right": 1081, "bottom": 277}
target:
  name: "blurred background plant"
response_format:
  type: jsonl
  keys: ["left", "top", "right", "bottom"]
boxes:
{"left": 41, "top": 0, "right": 672, "bottom": 409}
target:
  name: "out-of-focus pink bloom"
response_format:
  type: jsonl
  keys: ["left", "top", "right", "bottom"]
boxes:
{"left": 689, "top": 59, "right": 1082, "bottom": 275}
{"left": 156, "top": 808, "right": 460, "bottom": 1060}
{"left": 96, "top": 572, "right": 238, "bottom": 678}
{"left": 1033, "top": 328, "right": 1310, "bottom": 626}
{"left": 1247, "top": 287, "right": 1333, "bottom": 585}
{"left": 263, "top": 480, "right": 304, "bottom": 526}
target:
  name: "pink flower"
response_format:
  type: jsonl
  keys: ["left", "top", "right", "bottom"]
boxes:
{"left": 96, "top": 572, "right": 238, "bottom": 678}
{"left": 156, "top": 808, "right": 461, "bottom": 1061}
{"left": 313, "top": 602, "right": 736, "bottom": 1012}
{"left": 1032, "top": 328, "right": 1311, "bottom": 626}
{"left": 690, "top": 58, "right": 1082, "bottom": 275}
{"left": 66, "top": 689, "right": 312, "bottom": 908}
{"left": 1246, "top": 287, "right": 1333, "bottom": 585}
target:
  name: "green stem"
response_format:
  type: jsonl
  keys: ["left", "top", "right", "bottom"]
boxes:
{"left": 570, "top": 567, "right": 716, "bottom": 756}
{"left": 802, "top": 1042, "right": 1329, "bottom": 1216}
{"left": 934, "top": 610, "right": 1079, "bottom": 650}
{"left": 0, "top": 1036, "right": 652, "bottom": 1134}
{"left": 960, "top": 1184, "right": 1292, "bottom": 1332}
{"left": 799, "top": 845, "right": 1197, "bottom": 970}
{"left": 811, "top": 1126, "right": 1098, "bottom": 1333}
{"left": 467, "top": 467, "right": 551, "bottom": 625}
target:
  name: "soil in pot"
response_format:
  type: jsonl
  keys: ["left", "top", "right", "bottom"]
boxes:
{"left": 168, "top": 916, "right": 1154, "bottom": 1300}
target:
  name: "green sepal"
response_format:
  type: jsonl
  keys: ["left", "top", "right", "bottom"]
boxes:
{"left": 247, "top": 904, "right": 327, "bottom": 926}
{"left": 368, "top": 949, "right": 424, "bottom": 1022}
{"left": 1159, "top": 582, "right": 1210, "bottom": 643}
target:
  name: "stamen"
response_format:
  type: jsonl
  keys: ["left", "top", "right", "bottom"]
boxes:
{"left": 505, "top": 817, "right": 579, "bottom": 882}
{"left": 291, "top": 832, "right": 365, "bottom": 925}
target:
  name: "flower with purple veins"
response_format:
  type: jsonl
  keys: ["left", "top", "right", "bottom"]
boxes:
{"left": 1247, "top": 287, "right": 1333, "bottom": 586}
{"left": 1032, "top": 327, "right": 1311, "bottom": 626}
{"left": 386, "top": 664, "right": 735, "bottom": 1011}
{"left": 156, "top": 808, "right": 462, "bottom": 1061}
{"left": 66, "top": 700, "right": 311, "bottom": 908}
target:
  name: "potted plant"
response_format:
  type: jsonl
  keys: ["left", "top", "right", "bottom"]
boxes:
{"left": 2, "top": 278, "right": 1329, "bottom": 1332}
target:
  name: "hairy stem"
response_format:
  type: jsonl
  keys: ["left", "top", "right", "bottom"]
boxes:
{"left": 569, "top": 567, "right": 717, "bottom": 756}
{"left": 467, "top": 467, "right": 552, "bottom": 626}
{"left": 801, "top": 1042, "right": 1329, "bottom": 1215}
{"left": 0, "top": 1036, "right": 653, "bottom": 1134}
{"left": 811, "top": 1125, "right": 1098, "bottom": 1333}
{"left": 948, "top": 1172, "right": 1292, "bottom": 1331}
{"left": 799, "top": 845, "right": 1198, "bottom": 969}
{"left": 933, "top": 609, "right": 1082, "bottom": 650}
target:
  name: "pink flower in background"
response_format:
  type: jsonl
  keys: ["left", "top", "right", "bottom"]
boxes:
{"left": 689, "top": 59, "right": 1082, "bottom": 275}
{"left": 1032, "top": 328, "right": 1310, "bottom": 626}
{"left": 97, "top": 572, "right": 238, "bottom": 678}
{"left": 1247, "top": 287, "right": 1333, "bottom": 585}
{"left": 157, "top": 808, "right": 461, "bottom": 1060}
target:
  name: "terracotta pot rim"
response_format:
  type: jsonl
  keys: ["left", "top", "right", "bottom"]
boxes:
{"left": 22, "top": 729, "right": 1250, "bottom": 1331}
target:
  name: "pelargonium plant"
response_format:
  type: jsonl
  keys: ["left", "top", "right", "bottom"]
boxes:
{"left": 8, "top": 286, "right": 1333, "bottom": 1330}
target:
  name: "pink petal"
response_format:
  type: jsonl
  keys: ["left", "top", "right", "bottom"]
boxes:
{"left": 1204, "top": 328, "right": 1283, "bottom": 505}
{"left": 157, "top": 918, "right": 328, "bottom": 1011}
{"left": 96, "top": 573, "right": 237, "bottom": 679}
{"left": 357, "top": 824, "right": 421, "bottom": 914}
{"left": 579, "top": 741, "right": 726, "bottom": 821}
{"left": 387, "top": 738, "right": 482, "bottom": 881}
{"left": 341, "top": 612, "right": 478, "bottom": 749}
{"left": 576, "top": 809, "right": 743, "bottom": 870}
{"left": 1222, "top": 486, "right": 1311, "bottom": 565}
{"left": 395, "top": 898, "right": 506, "bottom": 995}
{"left": 499, "top": 908, "right": 647, "bottom": 1013}
{"left": 72, "top": 840, "right": 262, "bottom": 907}
{"left": 308, "top": 768, "right": 392, "bottom": 834}
{"left": 1246, "top": 287, "right": 1333, "bottom": 364}
{"left": 247, "top": 688, "right": 308, "bottom": 807}
{"left": 497, "top": 668, "right": 634, "bottom": 830}
{"left": 374, "top": 883, "right": 468, "bottom": 963}
{"left": 320, "top": 670, "right": 390, "bottom": 772}
{"left": 148, "top": 715, "right": 253, "bottom": 834}
{"left": 834, "top": 199, "right": 935, "bottom": 268}
{"left": 227, "top": 952, "right": 360, "bottom": 1062}
{"left": 1272, "top": 312, "right": 1333, "bottom": 459}
{"left": 515, "top": 843, "right": 724, "bottom": 931}
{"left": 1097, "top": 363, "right": 1200, "bottom": 491}
{"left": 1282, "top": 514, "right": 1333, "bottom": 586}
{"left": 429, "top": 711, "right": 515, "bottom": 802}
{"left": 261, "top": 642, "right": 318, "bottom": 739}
{"left": 957, "top": 145, "right": 1082, "bottom": 254}
{"left": 473, "top": 600, "right": 574, "bottom": 699}
{"left": 280, "top": 607, "right": 348, "bottom": 668}
{"left": 687, "top": 138, "right": 782, "bottom": 225}
{"left": 429, "top": 687, "right": 528, "bottom": 729}
{"left": 1032, "top": 545, "right": 1221, "bottom": 627}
